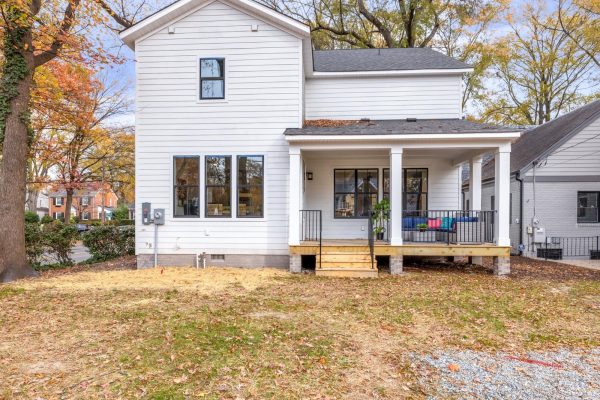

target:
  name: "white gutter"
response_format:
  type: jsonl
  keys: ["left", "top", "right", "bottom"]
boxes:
{"left": 285, "top": 132, "right": 521, "bottom": 142}
{"left": 306, "top": 68, "right": 474, "bottom": 79}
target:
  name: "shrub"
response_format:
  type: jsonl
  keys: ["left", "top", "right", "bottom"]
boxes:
{"left": 25, "top": 211, "right": 40, "bottom": 223}
{"left": 83, "top": 225, "right": 135, "bottom": 262}
{"left": 41, "top": 215, "right": 53, "bottom": 224}
{"left": 112, "top": 205, "right": 130, "bottom": 221}
{"left": 25, "top": 222, "right": 45, "bottom": 267}
{"left": 107, "top": 219, "right": 134, "bottom": 226}
{"left": 42, "top": 221, "right": 78, "bottom": 265}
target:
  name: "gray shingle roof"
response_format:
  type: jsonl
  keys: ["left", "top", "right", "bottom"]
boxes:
{"left": 480, "top": 100, "right": 600, "bottom": 181}
{"left": 285, "top": 119, "right": 516, "bottom": 136}
{"left": 312, "top": 48, "right": 470, "bottom": 72}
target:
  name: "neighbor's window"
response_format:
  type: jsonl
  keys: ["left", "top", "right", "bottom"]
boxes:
{"left": 53, "top": 212, "right": 64, "bottom": 221}
{"left": 82, "top": 211, "right": 90, "bottom": 220}
{"left": 404, "top": 169, "right": 428, "bottom": 212}
{"left": 174, "top": 156, "right": 200, "bottom": 217}
{"left": 334, "top": 169, "right": 378, "bottom": 218}
{"left": 54, "top": 197, "right": 63, "bottom": 206}
{"left": 200, "top": 58, "right": 225, "bottom": 99}
{"left": 205, "top": 156, "right": 232, "bottom": 217}
{"left": 237, "top": 155, "right": 264, "bottom": 217}
{"left": 578, "top": 191, "right": 599, "bottom": 223}
{"left": 81, "top": 196, "right": 89, "bottom": 206}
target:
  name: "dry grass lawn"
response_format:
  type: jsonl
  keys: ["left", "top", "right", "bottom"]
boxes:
{"left": 1, "top": 256, "right": 599, "bottom": 399}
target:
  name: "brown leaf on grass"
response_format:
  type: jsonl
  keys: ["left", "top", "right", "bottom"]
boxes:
{"left": 448, "top": 363, "right": 460, "bottom": 372}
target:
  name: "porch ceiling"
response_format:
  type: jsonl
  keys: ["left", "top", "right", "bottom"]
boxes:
{"left": 301, "top": 148, "right": 492, "bottom": 164}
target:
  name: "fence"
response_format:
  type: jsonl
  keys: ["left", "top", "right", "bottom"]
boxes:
{"left": 537, "top": 236, "right": 600, "bottom": 260}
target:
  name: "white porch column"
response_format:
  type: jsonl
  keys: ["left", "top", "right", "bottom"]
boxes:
{"left": 494, "top": 145, "right": 511, "bottom": 247}
{"left": 469, "top": 156, "right": 483, "bottom": 211}
{"left": 288, "top": 147, "right": 302, "bottom": 246}
{"left": 390, "top": 146, "right": 403, "bottom": 246}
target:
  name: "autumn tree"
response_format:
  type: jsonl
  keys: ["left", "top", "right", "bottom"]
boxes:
{"left": 0, "top": 0, "right": 155, "bottom": 282}
{"left": 477, "top": 3, "right": 599, "bottom": 126}
{"left": 556, "top": 0, "right": 600, "bottom": 67}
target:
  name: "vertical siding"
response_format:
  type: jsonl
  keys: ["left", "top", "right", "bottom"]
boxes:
{"left": 304, "top": 75, "right": 463, "bottom": 120}
{"left": 134, "top": 1, "right": 302, "bottom": 256}
{"left": 303, "top": 152, "right": 460, "bottom": 239}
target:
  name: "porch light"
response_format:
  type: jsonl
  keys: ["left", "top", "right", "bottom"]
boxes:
{"left": 306, "top": 172, "right": 313, "bottom": 181}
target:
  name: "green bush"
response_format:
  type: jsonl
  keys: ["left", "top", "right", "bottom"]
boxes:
{"left": 41, "top": 215, "right": 53, "bottom": 224}
{"left": 25, "top": 211, "right": 40, "bottom": 223}
{"left": 25, "top": 222, "right": 45, "bottom": 267}
{"left": 112, "top": 205, "right": 130, "bottom": 221}
{"left": 107, "top": 219, "right": 135, "bottom": 226}
{"left": 83, "top": 225, "right": 135, "bottom": 262}
{"left": 42, "top": 221, "right": 78, "bottom": 266}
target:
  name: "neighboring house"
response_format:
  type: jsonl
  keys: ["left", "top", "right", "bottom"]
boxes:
{"left": 26, "top": 191, "right": 50, "bottom": 218}
{"left": 48, "top": 182, "right": 119, "bottom": 221}
{"left": 463, "top": 100, "right": 600, "bottom": 259}
{"left": 120, "top": 0, "right": 521, "bottom": 276}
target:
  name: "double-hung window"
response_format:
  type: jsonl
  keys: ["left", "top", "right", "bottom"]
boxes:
{"left": 54, "top": 197, "right": 63, "bottom": 206}
{"left": 205, "top": 156, "right": 232, "bottom": 217}
{"left": 334, "top": 169, "right": 378, "bottom": 218}
{"left": 578, "top": 191, "right": 599, "bottom": 223}
{"left": 237, "top": 156, "right": 264, "bottom": 218}
{"left": 200, "top": 58, "right": 225, "bottom": 100}
{"left": 174, "top": 156, "right": 200, "bottom": 217}
{"left": 81, "top": 196, "right": 89, "bottom": 206}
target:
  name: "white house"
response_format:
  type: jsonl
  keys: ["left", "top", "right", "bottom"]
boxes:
{"left": 463, "top": 100, "right": 600, "bottom": 260}
{"left": 120, "top": 0, "right": 521, "bottom": 277}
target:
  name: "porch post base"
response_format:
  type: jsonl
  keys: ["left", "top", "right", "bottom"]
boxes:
{"left": 290, "top": 255, "right": 302, "bottom": 273}
{"left": 469, "top": 256, "right": 483, "bottom": 266}
{"left": 390, "top": 255, "right": 403, "bottom": 275}
{"left": 493, "top": 256, "right": 510, "bottom": 276}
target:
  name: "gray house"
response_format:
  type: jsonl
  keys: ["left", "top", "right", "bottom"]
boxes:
{"left": 463, "top": 100, "right": 600, "bottom": 259}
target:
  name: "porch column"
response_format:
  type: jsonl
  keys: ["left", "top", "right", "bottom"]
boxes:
{"left": 390, "top": 145, "right": 403, "bottom": 246}
{"left": 289, "top": 147, "right": 302, "bottom": 246}
{"left": 469, "top": 156, "right": 483, "bottom": 211}
{"left": 494, "top": 145, "right": 511, "bottom": 247}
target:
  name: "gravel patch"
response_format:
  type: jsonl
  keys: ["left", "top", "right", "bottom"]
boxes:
{"left": 412, "top": 349, "right": 600, "bottom": 399}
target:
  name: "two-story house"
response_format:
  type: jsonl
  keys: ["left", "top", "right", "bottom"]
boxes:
{"left": 48, "top": 182, "right": 119, "bottom": 221}
{"left": 120, "top": 0, "right": 520, "bottom": 277}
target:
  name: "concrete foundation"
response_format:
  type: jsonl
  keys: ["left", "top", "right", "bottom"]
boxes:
{"left": 453, "top": 256, "right": 469, "bottom": 263}
{"left": 137, "top": 254, "right": 289, "bottom": 269}
{"left": 469, "top": 256, "right": 484, "bottom": 266}
{"left": 390, "top": 255, "right": 404, "bottom": 275}
{"left": 493, "top": 256, "right": 511, "bottom": 276}
{"left": 289, "top": 254, "right": 302, "bottom": 273}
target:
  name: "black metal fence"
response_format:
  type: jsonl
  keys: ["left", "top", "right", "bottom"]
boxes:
{"left": 537, "top": 236, "right": 600, "bottom": 260}
{"left": 300, "top": 210, "right": 322, "bottom": 268}
{"left": 401, "top": 210, "right": 495, "bottom": 244}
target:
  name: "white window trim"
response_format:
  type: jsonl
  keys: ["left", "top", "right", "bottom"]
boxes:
{"left": 169, "top": 153, "right": 268, "bottom": 222}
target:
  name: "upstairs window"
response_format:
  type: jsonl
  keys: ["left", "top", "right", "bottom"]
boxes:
{"left": 81, "top": 196, "right": 89, "bottom": 206}
{"left": 578, "top": 192, "right": 599, "bottom": 223}
{"left": 54, "top": 197, "right": 63, "bottom": 206}
{"left": 200, "top": 58, "right": 225, "bottom": 100}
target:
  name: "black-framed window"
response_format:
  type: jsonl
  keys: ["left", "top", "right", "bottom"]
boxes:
{"left": 82, "top": 211, "right": 90, "bottom": 220}
{"left": 334, "top": 169, "right": 378, "bottom": 218}
{"left": 237, "top": 156, "right": 264, "bottom": 218}
{"left": 382, "top": 168, "right": 428, "bottom": 211}
{"left": 81, "top": 196, "right": 89, "bottom": 206}
{"left": 54, "top": 197, "right": 63, "bottom": 206}
{"left": 205, "top": 156, "right": 231, "bottom": 217}
{"left": 53, "top": 212, "right": 64, "bottom": 221}
{"left": 578, "top": 191, "right": 599, "bottom": 223}
{"left": 174, "top": 156, "right": 200, "bottom": 217}
{"left": 200, "top": 58, "right": 225, "bottom": 100}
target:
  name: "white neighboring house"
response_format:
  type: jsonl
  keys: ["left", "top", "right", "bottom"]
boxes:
{"left": 463, "top": 100, "right": 600, "bottom": 260}
{"left": 120, "top": 0, "right": 521, "bottom": 277}
{"left": 26, "top": 191, "right": 49, "bottom": 218}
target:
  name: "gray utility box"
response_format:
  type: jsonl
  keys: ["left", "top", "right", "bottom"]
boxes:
{"left": 153, "top": 208, "right": 165, "bottom": 225}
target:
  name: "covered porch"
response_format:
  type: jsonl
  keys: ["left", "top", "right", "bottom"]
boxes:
{"left": 285, "top": 119, "right": 520, "bottom": 277}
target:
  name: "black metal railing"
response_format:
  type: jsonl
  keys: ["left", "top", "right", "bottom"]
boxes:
{"left": 537, "top": 236, "right": 600, "bottom": 260}
{"left": 368, "top": 210, "right": 391, "bottom": 269}
{"left": 300, "top": 210, "right": 322, "bottom": 268}
{"left": 401, "top": 210, "right": 495, "bottom": 244}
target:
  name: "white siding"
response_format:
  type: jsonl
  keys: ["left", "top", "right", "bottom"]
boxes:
{"left": 524, "top": 116, "right": 600, "bottom": 177}
{"left": 135, "top": 1, "right": 302, "bottom": 257}
{"left": 303, "top": 152, "right": 460, "bottom": 239}
{"left": 304, "top": 75, "right": 463, "bottom": 120}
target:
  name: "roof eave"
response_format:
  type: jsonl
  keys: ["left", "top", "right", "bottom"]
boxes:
{"left": 285, "top": 131, "right": 521, "bottom": 142}
{"left": 306, "top": 68, "right": 474, "bottom": 78}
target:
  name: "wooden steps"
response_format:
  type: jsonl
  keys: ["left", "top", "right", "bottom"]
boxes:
{"left": 315, "top": 247, "right": 377, "bottom": 277}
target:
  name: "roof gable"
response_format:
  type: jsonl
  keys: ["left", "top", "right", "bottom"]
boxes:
{"left": 119, "top": 0, "right": 310, "bottom": 49}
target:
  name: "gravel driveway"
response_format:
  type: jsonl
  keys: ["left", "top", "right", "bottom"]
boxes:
{"left": 412, "top": 349, "right": 600, "bottom": 399}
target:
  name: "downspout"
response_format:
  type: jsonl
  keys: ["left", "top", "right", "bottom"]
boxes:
{"left": 515, "top": 172, "right": 524, "bottom": 255}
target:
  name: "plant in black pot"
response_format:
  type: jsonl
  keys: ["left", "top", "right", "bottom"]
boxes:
{"left": 416, "top": 223, "right": 428, "bottom": 232}
{"left": 371, "top": 199, "right": 390, "bottom": 241}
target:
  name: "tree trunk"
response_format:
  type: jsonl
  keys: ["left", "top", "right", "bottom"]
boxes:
{"left": 0, "top": 9, "right": 37, "bottom": 282}
{"left": 64, "top": 188, "right": 74, "bottom": 224}
{"left": 26, "top": 188, "right": 39, "bottom": 212}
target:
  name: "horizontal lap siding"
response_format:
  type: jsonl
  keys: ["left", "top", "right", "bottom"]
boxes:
{"left": 304, "top": 75, "right": 462, "bottom": 120}
{"left": 135, "top": 1, "right": 301, "bottom": 256}
{"left": 303, "top": 154, "right": 460, "bottom": 240}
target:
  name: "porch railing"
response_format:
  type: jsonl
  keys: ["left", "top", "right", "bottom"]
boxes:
{"left": 401, "top": 210, "right": 495, "bottom": 245}
{"left": 300, "top": 210, "right": 322, "bottom": 268}
{"left": 368, "top": 210, "right": 391, "bottom": 269}
{"left": 536, "top": 236, "right": 600, "bottom": 260}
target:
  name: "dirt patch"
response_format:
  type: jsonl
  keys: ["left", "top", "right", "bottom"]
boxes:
{"left": 15, "top": 266, "right": 288, "bottom": 294}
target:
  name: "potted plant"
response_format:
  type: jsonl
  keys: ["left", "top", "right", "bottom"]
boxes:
{"left": 416, "top": 223, "right": 428, "bottom": 232}
{"left": 413, "top": 223, "right": 431, "bottom": 242}
{"left": 371, "top": 199, "right": 390, "bottom": 241}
